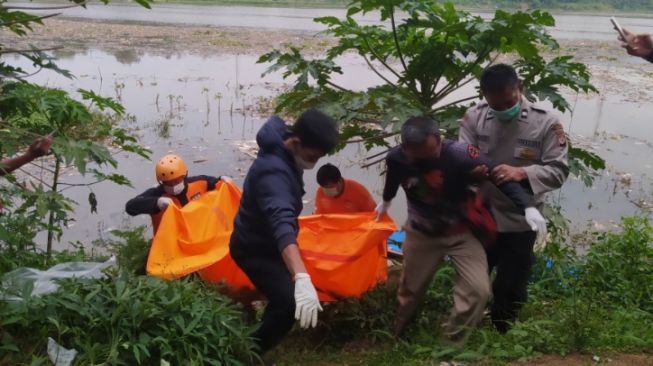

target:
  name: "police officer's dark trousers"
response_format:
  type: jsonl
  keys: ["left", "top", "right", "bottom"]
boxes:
{"left": 487, "top": 231, "right": 536, "bottom": 333}
{"left": 232, "top": 253, "right": 295, "bottom": 354}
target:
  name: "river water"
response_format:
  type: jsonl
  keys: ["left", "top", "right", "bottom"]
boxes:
{"left": 5, "top": 4, "right": 653, "bottom": 248}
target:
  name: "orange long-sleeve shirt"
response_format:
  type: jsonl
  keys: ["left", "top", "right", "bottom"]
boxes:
{"left": 315, "top": 179, "right": 376, "bottom": 214}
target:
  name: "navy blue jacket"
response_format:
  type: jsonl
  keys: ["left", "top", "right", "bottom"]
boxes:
{"left": 230, "top": 116, "right": 304, "bottom": 258}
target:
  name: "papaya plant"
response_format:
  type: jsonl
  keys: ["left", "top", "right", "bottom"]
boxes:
{"left": 259, "top": 0, "right": 604, "bottom": 181}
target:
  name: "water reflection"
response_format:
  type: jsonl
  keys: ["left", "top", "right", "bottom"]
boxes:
{"left": 7, "top": 48, "right": 653, "bottom": 248}
{"left": 112, "top": 49, "right": 142, "bottom": 65}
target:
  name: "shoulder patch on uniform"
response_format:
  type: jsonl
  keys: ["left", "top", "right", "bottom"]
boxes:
{"left": 467, "top": 144, "right": 481, "bottom": 159}
{"left": 530, "top": 104, "right": 548, "bottom": 113}
{"left": 551, "top": 123, "right": 567, "bottom": 146}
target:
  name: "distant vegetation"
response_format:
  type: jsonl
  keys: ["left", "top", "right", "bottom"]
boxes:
{"left": 173, "top": 0, "right": 653, "bottom": 12}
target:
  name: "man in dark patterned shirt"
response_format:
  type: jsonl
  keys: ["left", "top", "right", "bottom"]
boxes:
{"left": 376, "top": 117, "right": 546, "bottom": 345}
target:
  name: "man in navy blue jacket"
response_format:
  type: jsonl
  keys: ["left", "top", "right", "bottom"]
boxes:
{"left": 229, "top": 109, "right": 338, "bottom": 355}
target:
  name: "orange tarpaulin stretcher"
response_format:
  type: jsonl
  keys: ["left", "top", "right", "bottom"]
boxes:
{"left": 147, "top": 181, "right": 396, "bottom": 301}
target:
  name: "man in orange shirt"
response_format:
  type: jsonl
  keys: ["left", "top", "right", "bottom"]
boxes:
{"left": 314, "top": 163, "right": 376, "bottom": 214}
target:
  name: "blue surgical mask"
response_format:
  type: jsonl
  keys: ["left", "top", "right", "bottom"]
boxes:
{"left": 492, "top": 101, "right": 521, "bottom": 122}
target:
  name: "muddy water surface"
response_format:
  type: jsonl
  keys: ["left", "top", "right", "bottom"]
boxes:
{"left": 5, "top": 9, "right": 653, "bottom": 248}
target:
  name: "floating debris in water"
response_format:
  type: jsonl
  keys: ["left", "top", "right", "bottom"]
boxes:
{"left": 233, "top": 140, "right": 258, "bottom": 159}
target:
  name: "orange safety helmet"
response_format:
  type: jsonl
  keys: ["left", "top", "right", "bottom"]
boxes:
{"left": 156, "top": 154, "right": 188, "bottom": 182}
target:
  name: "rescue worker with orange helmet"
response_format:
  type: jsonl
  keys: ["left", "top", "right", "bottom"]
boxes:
{"left": 125, "top": 154, "right": 231, "bottom": 233}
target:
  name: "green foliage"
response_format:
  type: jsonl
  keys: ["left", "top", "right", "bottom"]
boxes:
{"left": 568, "top": 143, "right": 606, "bottom": 186}
{"left": 259, "top": 0, "right": 603, "bottom": 182}
{"left": 0, "top": 81, "right": 151, "bottom": 253}
{"left": 581, "top": 217, "right": 653, "bottom": 313}
{"left": 318, "top": 284, "right": 397, "bottom": 343}
{"left": 0, "top": 0, "right": 153, "bottom": 255}
{"left": 0, "top": 211, "right": 95, "bottom": 276}
{"left": 0, "top": 275, "right": 257, "bottom": 365}
{"left": 95, "top": 226, "right": 152, "bottom": 275}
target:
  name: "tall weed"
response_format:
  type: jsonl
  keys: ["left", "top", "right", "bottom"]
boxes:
{"left": 0, "top": 274, "right": 257, "bottom": 365}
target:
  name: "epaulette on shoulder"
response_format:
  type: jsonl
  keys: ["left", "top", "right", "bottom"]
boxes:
{"left": 476, "top": 101, "right": 489, "bottom": 110}
{"left": 530, "top": 103, "right": 548, "bottom": 113}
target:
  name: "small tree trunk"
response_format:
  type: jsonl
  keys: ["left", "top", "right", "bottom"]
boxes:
{"left": 46, "top": 157, "right": 60, "bottom": 259}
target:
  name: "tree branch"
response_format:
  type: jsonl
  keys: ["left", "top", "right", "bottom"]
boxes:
{"left": 16, "top": 168, "right": 53, "bottom": 189}
{"left": 430, "top": 34, "right": 450, "bottom": 96}
{"left": 430, "top": 95, "right": 479, "bottom": 114}
{"left": 58, "top": 179, "right": 106, "bottom": 193}
{"left": 362, "top": 156, "right": 386, "bottom": 169}
{"left": 434, "top": 68, "right": 481, "bottom": 104}
{"left": 361, "top": 35, "right": 402, "bottom": 80}
{"left": 0, "top": 12, "right": 61, "bottom": 28}
{"left": 361, "top": 54, "right": 422, "bottom": 108}
{"left": 390, "top": 7, "right": 408, "bottom": 74}
{"left": 434, "top": 49, "right": 493, "bottom": 102}
{"left": 365, "top": 148, "right": 391, "bottom": 161}
{"left": 362, "top": 54, "right": 398, "bottom": 88}
{"left": 12, "top": 65, "right": 45, "bottom": 79}
{"left": 347, "top": 131, "right": 398, "bottom": 144}
{"left": 28, "top": 161, "right": 56, "bottom": 174}
{"left": 326, "top": 80, "right": 351, "bottom": 92}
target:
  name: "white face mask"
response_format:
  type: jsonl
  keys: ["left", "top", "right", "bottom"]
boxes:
{"left": 164, "top": 181, "right": 185, "bottom": 195}
{"left": 322, "top": 186, "right": 340, "bottom": 197}
{"left": 295, "top": 155, "right": 316, "bottom": 170}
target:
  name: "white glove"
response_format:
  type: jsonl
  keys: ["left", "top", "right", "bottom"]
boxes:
{"left": 525, "top": 207, "right": 547, "bottom": 251}
{"left": 294, "top": 273, "right": 322, "bottom": 329}
{"left": 221, "top": 176, "right": 233, "bottom": 184}
{"left": 157, "top": 197, "right": 173, "bottom": 210}
{"left": 375, "top": 201, "right": 391, "bottom": 222}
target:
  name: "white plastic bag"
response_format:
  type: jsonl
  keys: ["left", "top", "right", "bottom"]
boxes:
{"left": 0, "top": 256, "right": 116, "bottom": 301}
{"left": 47, "top": 337, "right": 77, "bottom": 366}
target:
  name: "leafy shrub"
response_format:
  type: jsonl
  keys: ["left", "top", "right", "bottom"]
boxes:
{"left": 581, "top": 217, "right": 653, "bottom": 312}
{"left": 95, "top": 226, "right": 151, "bottom": 275}
{"left": 318, "top": 284, "right": 397, "bottom": 343}
{"left": 0, "top": 275, "right": 256, "bottom": 365}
